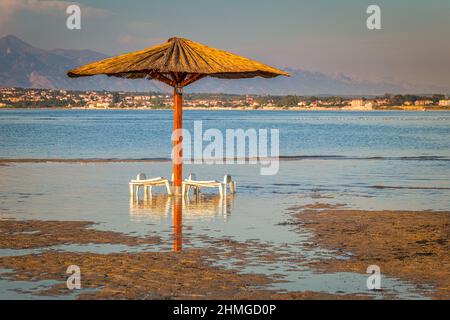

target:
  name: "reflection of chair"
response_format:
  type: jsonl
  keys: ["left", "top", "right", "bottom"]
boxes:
{"left": 182, "top": 193, "right": 235, "bottom": 220}
{"left": 129, "top": 173, "right": 172, "bottom": 199}
{"left": 182, "top": 174, "right": 236, "bottom": 197}
{"left": 128, "top": 193, "right": 235, "bottom": 221}
{"left": 129, "top": 195, "right": 172, "bottom": 218}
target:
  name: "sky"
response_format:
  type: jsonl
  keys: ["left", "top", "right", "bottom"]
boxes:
{"left": 1, "top": 0, "right": 450, "bottom": 88}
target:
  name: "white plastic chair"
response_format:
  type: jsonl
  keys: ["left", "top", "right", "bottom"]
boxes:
{"left": 182, "top": 174, "right": 236, "bottom": 198}
{"left": 129, "top": 173, "right": 172, "bottom": 198}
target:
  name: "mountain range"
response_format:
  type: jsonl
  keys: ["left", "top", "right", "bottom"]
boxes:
{"left": 0, "top": 35, "right": 448, "bottom": 95}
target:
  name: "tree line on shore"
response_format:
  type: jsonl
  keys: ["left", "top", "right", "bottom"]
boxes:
{"left": 0, "top": 88, "right": 448, "bottom": 108}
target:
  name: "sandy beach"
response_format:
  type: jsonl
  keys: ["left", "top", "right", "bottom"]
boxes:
{"left": 0, "top": 205, "right": 448, "bottom": 299}
{"left": 0, "top": 216, "right": 362, "bottom": 299}
{"left": 288, "top": 204, "right": 450, "bottom": 299}
{"left": 0, "top": 218, "right": 370, "bottom": 299}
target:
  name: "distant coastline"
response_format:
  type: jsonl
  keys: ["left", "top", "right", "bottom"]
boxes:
{"left": 1, "top": 87, "right": 449, "bottom": 111}
{"left": 71, "top": 105, "right": 450, "bottom": 111}
{"left": 1, "top": 106, "right": 450, "bottom": 111}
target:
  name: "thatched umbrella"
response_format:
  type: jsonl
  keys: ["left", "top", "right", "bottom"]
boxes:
{"left": 68, "top": 37, "right": 289, "bottom": 196}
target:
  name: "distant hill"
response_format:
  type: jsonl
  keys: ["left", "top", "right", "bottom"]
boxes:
{"left": 0, "top": 35, "right": 448, "bottom": 95}
{"left": 0, "top": 35, "right": 163, "bottom": 92}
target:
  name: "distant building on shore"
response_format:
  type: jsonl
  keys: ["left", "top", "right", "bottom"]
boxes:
{"left": 415, "top": 100, "right": 434, "bottom": 106}
{"left": 438, "top": 100, "right": 450, "bottom": 107}
{"left": 343, "top": 99, "right": 373, "bottom": 110}
{"left": 350, "top": 99, "right": 365, "bottom": 107}
{"left": 87, "top": 102, "right": 110, "bottom": 108}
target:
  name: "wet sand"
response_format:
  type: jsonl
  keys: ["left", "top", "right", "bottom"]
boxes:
{"left": 0, "top": 219, "right": 367, "bottom": 300}
{"left": 289, "top": 205, "right": 450, "bottom": 299}
{"left": 1, "top": 206, "right": 448, "bottom": 299}
{"left": 0, "top": 250, "right": 367, "bottom": 300}
{"left": 0, "top": 219, "right": 160, "bottom": 249}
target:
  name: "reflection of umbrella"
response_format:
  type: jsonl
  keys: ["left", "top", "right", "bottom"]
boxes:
{"left": 68, "top": 37, "right": 288, "bottom": 195}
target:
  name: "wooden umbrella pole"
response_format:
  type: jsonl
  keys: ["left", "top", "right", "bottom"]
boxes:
{"left": 173, "top": 196, "right": 182, "bottom": 252}
{"left": 173, "top": 85, "right": 183, "bottom": 196}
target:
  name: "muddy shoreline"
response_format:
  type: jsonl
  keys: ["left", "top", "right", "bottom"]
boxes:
{"left": 0, "top": 250, "right": 366, "bottom": 300}
{"left": 0, "top": 219, "right": 160, "bottom": 249}
{"left": 0, "top": 218, "right": 366, "bottom": 300}
{"left": 1, "top": 209, "right": 448, "bottom": 299}
{"left": 289, "top": 205, "right": 450, "bottom": 299}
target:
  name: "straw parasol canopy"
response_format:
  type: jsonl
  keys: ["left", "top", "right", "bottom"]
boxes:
{"left": 67, "top": 37, "right": 289, "bottom": 85}
{"left": 67, "top": 37, "right": 289, "bottom": 196}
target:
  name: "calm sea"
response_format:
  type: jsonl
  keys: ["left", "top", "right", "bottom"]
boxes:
{"left": 0, "top": 109, "right": 449, "bottom": 159}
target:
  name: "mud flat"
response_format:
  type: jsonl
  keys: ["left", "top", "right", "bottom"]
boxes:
{"left": 0, "top": 218, "right": 369, "bottom": 299}
{"left": 0, "top": 250, "right": 367, "bottom": 300}
{"left": 290, "top": 205, "right": 450, "bottom": 299}
{"left": 0, "top": 219, "right": 161, "bottom": 249}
